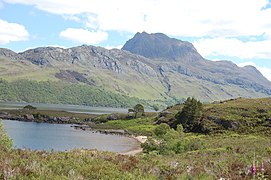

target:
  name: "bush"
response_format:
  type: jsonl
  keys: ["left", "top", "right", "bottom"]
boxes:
{"left": 154, "top": 123, "right": 171, "bottom": 137}
{"left": 0, "top": 121, "right": 12, "bottom": 150}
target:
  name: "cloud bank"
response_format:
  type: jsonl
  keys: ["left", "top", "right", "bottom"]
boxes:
{"left": 0, "top": 19, "right": 29, "bottom": 44}
{"left": 60, "top": 28, "right": 108, "bottom": 44}
{"left": 3, "top": 0, "right": 271, "bottom": 68}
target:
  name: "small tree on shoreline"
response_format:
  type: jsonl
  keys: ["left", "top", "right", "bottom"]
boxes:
{"left": 128, "top": 104, "right": 145, "bottom": 118}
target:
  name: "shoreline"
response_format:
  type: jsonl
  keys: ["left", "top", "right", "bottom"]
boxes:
{"left": 120, "top": 135, "right": 148, "bottom": 155}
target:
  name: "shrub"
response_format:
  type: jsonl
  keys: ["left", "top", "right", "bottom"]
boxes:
{"left": 154, "top": 123, "right": 170, "bottom": 137}
{"left": 0, "top": 121, "right": 12, "bottom": 150}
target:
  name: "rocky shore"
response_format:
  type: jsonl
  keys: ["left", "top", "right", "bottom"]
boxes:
{"left": 0, "top": 111, "right": 75, "bottom": 124}
{"left": 0, "top": 109, "right": 94, "bottom": 124}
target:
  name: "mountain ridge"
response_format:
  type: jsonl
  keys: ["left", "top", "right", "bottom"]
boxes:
{"left": 0, "top": 32, "right": 270, "bottom": 106}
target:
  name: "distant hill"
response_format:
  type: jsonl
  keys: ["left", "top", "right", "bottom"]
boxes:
{"left": 0, "top": 32, "right": 270, "bottom": 107}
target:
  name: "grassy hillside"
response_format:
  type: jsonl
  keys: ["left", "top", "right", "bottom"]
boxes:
{"left": 202, "top": 98, "right": 271, "bottom": 134}
{"left": 157, "top": 97, "right": 271, "bottom": 134}
{"left": 0, "top": 79, "right": 149, "bottom": 108}
{"left": 0, "top": 57, "right": 58, "bottom": 81}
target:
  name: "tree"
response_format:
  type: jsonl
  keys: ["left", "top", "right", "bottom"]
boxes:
{"left": 174, "top": 97, "right": 203, "bottom": 131}
{"left": 133, "top": 104, "right": 145, "bottom": 118}
{"left": 23, "top": 105, "right": 37, "bottom": 110}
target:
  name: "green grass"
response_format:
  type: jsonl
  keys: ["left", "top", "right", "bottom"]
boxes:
{"left": 106, "top": 118, "right": 156, "bottom": 136}
{"left": 92, "top": 116, "right": 157, "bottom": 136}
{"left": 0, "top": 58, "right": 58, "bottom": 82}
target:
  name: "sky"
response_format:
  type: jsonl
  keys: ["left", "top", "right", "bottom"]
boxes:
{"left": 0, "top": 0, "right": 271, "bottom": 81}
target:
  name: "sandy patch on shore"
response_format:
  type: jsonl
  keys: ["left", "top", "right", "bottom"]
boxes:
{"left": 120, "top": 136, "right": 147, "bottom": 155}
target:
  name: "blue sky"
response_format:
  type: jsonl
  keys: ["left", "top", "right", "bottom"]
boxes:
{"left": 0, "top": 0, "right": 271, "bottom": 80}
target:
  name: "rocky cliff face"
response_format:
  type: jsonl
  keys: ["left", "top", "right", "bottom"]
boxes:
{"left": 18, "top": 45, "right": 157, "bottom": 76}
{"left": 0, "top": 32, "right": 270, "bottom": 103}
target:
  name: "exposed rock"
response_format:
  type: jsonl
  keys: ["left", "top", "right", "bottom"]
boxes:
{"left": 24, "top": 114, "right": 34, "bottom": 120}
{"left": 96, "top": 129, "right": 128, "bottom": 135}
{"left": 207, "top": 116, "right": 240, "bottom": 130}
{"left": 0, "top": 48, "right": 25, "bottom": 61}
{"left": 55, "top": 70, "right": 95, "bottom": 85}
{"left": 58, "top": 117, "right": 70, "bottom": 122}
{"left": 0, "top": 112, "right": 9, "bottom": 116}
{"left": 126, "top": 59, "right": 156, "bottom": 76}
{"left": 107, "top": 114, "right": 120, "bottom": 120}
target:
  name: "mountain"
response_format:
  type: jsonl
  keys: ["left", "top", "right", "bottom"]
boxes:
{"left": 0, "top": 32, "right": 270, "bottom": 107}
{"left": 122, "top": 31, "right": 202, "bottom": 62}
{"left": 122, "top": 32, "right": 271, "bottom": 96}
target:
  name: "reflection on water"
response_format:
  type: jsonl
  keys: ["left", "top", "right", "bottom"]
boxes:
{"left": 2, "top": 120, "right": 139, "bottom": 152}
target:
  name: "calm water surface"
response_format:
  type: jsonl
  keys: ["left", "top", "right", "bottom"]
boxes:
{"left": 0, "top": 102, "right": 128, "bottom": 114}
{"left": 0, "top": 102, "right": 155, "bottom": 114}
{"left": 2, "top": 120, "right": 139, "bottom": 152}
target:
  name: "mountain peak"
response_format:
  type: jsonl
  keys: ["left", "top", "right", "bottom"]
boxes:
{"left": 122, "top": 32, "right": 203, "bottom": 62}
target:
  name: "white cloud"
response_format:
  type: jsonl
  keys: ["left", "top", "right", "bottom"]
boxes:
{"left": 104, "top": 45, "right": 123, "bottom": 50}
{"left": 194, "top": 37, "right": 271, "bottom": 59}
{"left": 46, "top": 44, "right": 67, "bottom": 49}
{"left": 60, "top": 28, "right": 108, "bottom": 44}
{"left": 3, "top": 0, "right": 271, "bottom": 64}
{"left": 3, "top": 0, "right": 271, "bottom": 37}
{"left": 0, "top": 19, "right": 29, "bottom": 44}
{"left": 238, "top": 61, "right": 271, "bottom": 81}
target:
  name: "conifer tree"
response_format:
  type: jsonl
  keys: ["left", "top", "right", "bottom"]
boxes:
{"left": 175, "top": 97, "right": 203, "bottom": 131}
